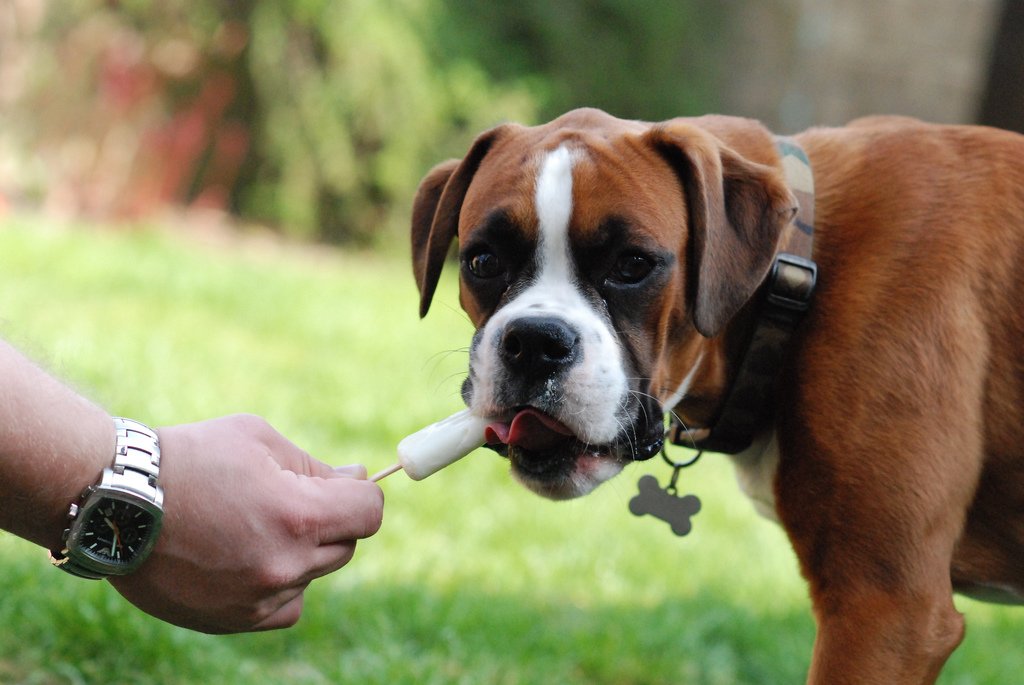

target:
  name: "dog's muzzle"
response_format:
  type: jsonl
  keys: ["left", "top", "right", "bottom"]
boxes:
{"left": 466, "top": 313, "right": 664, "bottom": 499}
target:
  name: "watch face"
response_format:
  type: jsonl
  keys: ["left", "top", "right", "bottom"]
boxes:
{"left": 80, "top": 498, "right": 157, "bottom": 564}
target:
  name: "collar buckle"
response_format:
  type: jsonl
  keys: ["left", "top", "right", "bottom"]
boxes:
{"left": 766, "top": 253, "right": 818, "bottom": 315}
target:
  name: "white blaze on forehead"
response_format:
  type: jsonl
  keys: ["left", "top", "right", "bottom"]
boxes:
{"left": 468, "top": 144, "right": 630, "bottom": 445}
{"left": 534, "top": 145, "right": 575, "bottom": 282}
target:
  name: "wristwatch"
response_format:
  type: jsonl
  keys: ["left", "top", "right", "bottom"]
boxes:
{"left": 49, "top": 417, "right": 164, "bottom": 579}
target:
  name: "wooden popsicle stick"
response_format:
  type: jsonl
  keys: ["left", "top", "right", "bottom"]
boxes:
{"left": 370, "top": 463, "right": 403, "bottom": 482}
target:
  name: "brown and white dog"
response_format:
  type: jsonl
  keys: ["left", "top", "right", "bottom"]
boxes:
{"left": 410, "top": 107, "right": 1024, "bottom": 684}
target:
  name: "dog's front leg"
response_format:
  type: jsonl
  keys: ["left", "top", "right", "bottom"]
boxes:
{"left": 778, "top": 452, "right": 970, "bottom": 682}
{"left": 804, "top": 587, "right": 963, "bottom": 684}
{"left": 774, "top": 394, "right": 981, "bottom": 682}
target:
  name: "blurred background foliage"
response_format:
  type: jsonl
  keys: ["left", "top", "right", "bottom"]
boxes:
{"left": 0, "top": 0, "right": 1019, "bottom": 245}
{"left": 0, "top": 0, "right": 724, "bottom": 244}
{"left": 2, "top": 0, "right": 536, "bottom": 242}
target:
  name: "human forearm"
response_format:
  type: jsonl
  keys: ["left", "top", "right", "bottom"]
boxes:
{"left": 0, "top": 338, "right": 384, "bottom": 634}
{"left": 0, "top": 339, "right": 113, "bottom": 549}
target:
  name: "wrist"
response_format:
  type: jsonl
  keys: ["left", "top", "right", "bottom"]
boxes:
{"left": 0, "top": 340, "right": 116, "bottom": 548}
{"left": 49, "top": 417, "right": 165, "bottom": 579}
{"left": 39, "top": 406, "right": 116, "bottom": 551}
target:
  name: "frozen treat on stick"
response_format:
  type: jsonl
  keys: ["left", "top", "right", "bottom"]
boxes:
{"left": 371, "top": 409, "right": 491, "bottom": 481}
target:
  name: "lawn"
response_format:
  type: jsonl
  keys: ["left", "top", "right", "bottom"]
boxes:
{"left": 0, "top": 218, "right": 1020, "bottom": 684}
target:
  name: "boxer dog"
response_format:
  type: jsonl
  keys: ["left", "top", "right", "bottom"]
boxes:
{"left": 409, "top": 107, "right": 1024, "bottom": 684}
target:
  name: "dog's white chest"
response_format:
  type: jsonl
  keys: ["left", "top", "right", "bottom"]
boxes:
{"left": 727, "top": 430, "right": 781, "bottom": 522}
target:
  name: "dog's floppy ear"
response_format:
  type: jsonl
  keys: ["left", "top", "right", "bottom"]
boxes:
{"left": 411, "top": 126, "right": 508, "bottom": 318}
{"left": 644, "top": 123, "right": 797, "bottom": 337}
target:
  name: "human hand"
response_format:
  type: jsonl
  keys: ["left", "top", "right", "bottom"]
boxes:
{"left": 108, "top": 414, "right": 384, "bottom": 633}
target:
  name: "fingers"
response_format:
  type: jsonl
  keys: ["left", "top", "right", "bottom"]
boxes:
{"left": 245, "top": 415, "right": 371, "bottom": 481}
{"left": 332, "top": 463, "right": 368, "bottom": 479}
{"left": 245, "top": 539, "right": 359, "bottom": 632}
{"left": 252, "top": 588, "right": 307, "bottom": 632}
{"left": 249, "top": 540, "right": 357, "bottom": 631}
{"left": 302, "top": 476, "right": 384, "bottom": 545}
{"left": 265, "top": 476, "right": 380, "bottom": 614}
{"left": 308, "top": 540, "right": 358, "bottom": 578}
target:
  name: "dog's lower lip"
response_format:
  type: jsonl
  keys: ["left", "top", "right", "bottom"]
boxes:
{"left": 507, "top": 442, "right": 579, "bottom": 477}
{"left": 634, "top": 437, "right": 664, "bottom": 460}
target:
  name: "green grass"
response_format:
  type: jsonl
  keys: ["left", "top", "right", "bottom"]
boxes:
{"left": 0, "top": 218, "right": 1021, "bottom": 684}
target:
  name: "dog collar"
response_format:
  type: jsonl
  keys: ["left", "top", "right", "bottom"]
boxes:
{"left": 668, "top": 137, "right": 818, "bottom": 454}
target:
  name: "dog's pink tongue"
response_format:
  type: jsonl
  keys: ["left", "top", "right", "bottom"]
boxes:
{"left": 485, "top": 408, "right": 574, "bottom": 452}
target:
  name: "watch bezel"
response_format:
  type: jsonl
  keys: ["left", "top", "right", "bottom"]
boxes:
{"left": 64, "top": 476, "right": 164, "bottom": 576}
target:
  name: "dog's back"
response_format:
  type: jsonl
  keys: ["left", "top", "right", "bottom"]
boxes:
{"left": 768, "top": 119, "right": 1024, "bottom": 680}
{"left": 797, "top": 117, "right": 1024, "bottom": 458}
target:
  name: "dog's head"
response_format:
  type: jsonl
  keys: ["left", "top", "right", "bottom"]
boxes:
{"left": 411, "top": 108, "right": 795, "bottom": 499}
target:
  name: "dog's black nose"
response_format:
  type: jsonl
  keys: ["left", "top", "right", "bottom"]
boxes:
{"left": 500, "top": 316, "right": 581, "bottom": 379}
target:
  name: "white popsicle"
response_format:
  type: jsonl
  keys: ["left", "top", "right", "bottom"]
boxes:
{"left": 373, "top": 409, "right": 491, "bottom": 481}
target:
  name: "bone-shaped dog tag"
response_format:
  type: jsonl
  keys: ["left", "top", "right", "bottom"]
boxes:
{"left": 629, "top": 474, "right": 701, "bottom": 536}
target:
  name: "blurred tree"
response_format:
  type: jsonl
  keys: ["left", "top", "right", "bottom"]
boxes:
{"left": 11, "top": 0, "right": 535, "bottom": 243}
{"left": 433, "top": 0, "right": 725, "bottom": 121}
{"left": 243, "top": 0, "right": 536, "bottom": 241}
{"left": 7, "top": 0, "right": 725, "bottom": 243}
{"left": 10, "top": 1, "right": 244, "bottom": 221}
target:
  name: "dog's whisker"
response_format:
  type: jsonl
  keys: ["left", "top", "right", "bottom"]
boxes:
{"left": 665, "top": 408, "right": 701, "bottom": 453}
{"left": 422, "top": 347, "right": 470, "bottom": 373}
{"left": 433, "top": 370, "right": 469, "bottom": 397}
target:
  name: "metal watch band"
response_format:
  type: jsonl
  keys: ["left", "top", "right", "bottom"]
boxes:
{"left": 109, "top": 417, "right": 162, "bottom": 500}
{"left": 49, "top": 417, "right": 163, "bottom": 579}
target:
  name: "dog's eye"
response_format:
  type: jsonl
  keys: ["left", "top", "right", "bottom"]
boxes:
{"left": 608, "top": 253, "right": 654, "bottom": 285}
{"left": 466, "top": 251, "right": 504, "bottom": 279}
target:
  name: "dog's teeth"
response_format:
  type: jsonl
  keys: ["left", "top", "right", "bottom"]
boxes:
{"left": 393, "top": 409, "right": 491, "bottom": 480}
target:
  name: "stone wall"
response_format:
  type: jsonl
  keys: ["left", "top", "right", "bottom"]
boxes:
{"left": 718, "top": 0, "right": 1001, "bottom": 132}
